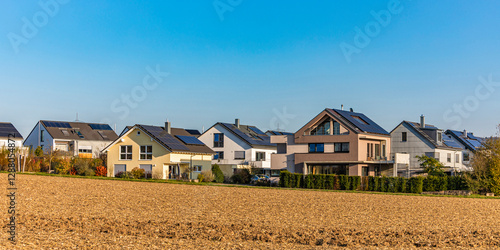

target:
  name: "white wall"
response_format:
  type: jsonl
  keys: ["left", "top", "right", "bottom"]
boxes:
{"left": 0, "top": 138, "right": 23, "bottom": 148}
{"left": 23, "top": 122, "right": 54, "bottom": 152}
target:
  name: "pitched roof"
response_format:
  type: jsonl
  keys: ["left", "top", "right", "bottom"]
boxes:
{"left": 402, "top": 121, "right": 462, "bottom": 150}
{"left": 40, "top": 120, "right": 118, "bottom": 141}
{"left": 217, "top": 123, "right": 275, "bottom": 147}
{"left": 136, "top": 124, "right": 214, "bottom": 154}
{"left": 0, "top": 122, "right": 23, "bottom": 139}
{"left": 326, "top": 109, "right": 390, "bottom": 135}
{"left": 446, "top": 130, "right": 485, "bottom": 151}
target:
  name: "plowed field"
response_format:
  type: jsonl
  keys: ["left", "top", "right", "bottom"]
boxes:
{"left": 1, "top": 174, "right": 500, "bottom": 249}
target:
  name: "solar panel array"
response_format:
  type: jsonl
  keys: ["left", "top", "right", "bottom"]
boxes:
{"left": 44, "top": 121, "right": 71, "bottom": 128}
{"left": 0, "top": 123, "right": 22, "bottom": 138}
{"left": 220, "top": 123, "right": 275, "bottom": 146}
{"left": 248, "top": 126, "right": 265, "bottom": 135}
{"left": 175, "top": 135, "right": 205, "bottom": 145}
{"left": 442, "top": 134, "right": 463, "bottom": 148}
{"left": 185, "top": 129, "right": 201, "bottom": 136}
{"left": 448, "top": 130, "right": 485, "bottom": 151}
{"left": 267, "top": 130, "right": 293, "bottom": 135}
{"left": 331, "top": 109, "right": 389, "bottom": 135}
{"left": 89, "top": 124, "right": 113, "bottom": 130}
{"left": 140, "top": 125, "right": 190, "bottom": 151}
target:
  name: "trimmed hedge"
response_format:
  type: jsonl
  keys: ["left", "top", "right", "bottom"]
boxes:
{"left": 279, "top": 171, "right": 468, "bottom": 194}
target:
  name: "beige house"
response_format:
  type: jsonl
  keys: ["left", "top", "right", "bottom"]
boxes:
{"left": 103, "top": 122, "right": 214, "bottom": 179}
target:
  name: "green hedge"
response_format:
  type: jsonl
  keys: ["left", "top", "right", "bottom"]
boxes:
{"left": 279, "top": 171, "right": 469, "bottom": 194}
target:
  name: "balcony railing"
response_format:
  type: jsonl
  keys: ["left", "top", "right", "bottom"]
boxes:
{"left": 366, "top": 156, "right": 388, "bottom": 161}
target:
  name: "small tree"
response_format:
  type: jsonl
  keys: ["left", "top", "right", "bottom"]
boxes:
{"left": 416, "top": 155, "right": 445, "bottom": 176}
{"left": 211, "top": 164, "right": 224, "bottom": 183}
{"left": 34, "top": 146, "right": 44, "bottom": 157}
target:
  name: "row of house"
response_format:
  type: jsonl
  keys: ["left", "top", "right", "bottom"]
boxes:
{"left": 1, "top": 107, "right": 487, "bottom": 180}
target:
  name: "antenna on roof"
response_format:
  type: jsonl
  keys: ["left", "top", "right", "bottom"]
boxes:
{"left": 75, "top": 112, "right": 79, "bottom": 122}
{"left": 114, "top": 123, "right": 117, "bottom": 132}
{"left": 202, "top": 126, "right": 205, "bottom": 133}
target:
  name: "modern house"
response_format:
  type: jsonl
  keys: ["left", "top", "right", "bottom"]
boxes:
{"left": 390, "top": 116, "right": 465, "bottom": 176}
{"left": 445, "top": 129, "right": 485, "bottom": 169}
{"left": 0, "top": 122, "right": 24, "bottom": 148}
{"left": 271, "top": 108, "right": 394, "bottom": 177}
{"left": 198, "top": 119, "right": 277, "bottom": 177}
{"left": 23, "top": 120, "right": 118, "bottom": 158}
{"left": 103, "top": 122, "right": 214, "bottom": 179}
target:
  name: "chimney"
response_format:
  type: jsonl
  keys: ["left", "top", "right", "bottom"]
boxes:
{"left": 165, "top": 121, "right": 171, "bottom": 134}
{"left": 420, "top": 115, "right": 425, "bottom": 128}
{"left": 350, "top": 108, "right": 353, "bottom": 112}
{"left": 235, "top": 118, "right": 240, "bottom": 128}
{"left": 341, "top": 104, "right": 344, "bottom": 111}
{"left": 463, "top": 129, "right": 468, "bottom": 138}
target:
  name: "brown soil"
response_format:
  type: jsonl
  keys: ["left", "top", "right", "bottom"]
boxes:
{"left": 1, "top": 174, "right": 500, "bottom": 249}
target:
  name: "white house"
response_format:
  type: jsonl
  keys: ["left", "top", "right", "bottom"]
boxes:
{"left": 391, "top": 115, "right": 465, "bottom": 176}
{"left": 198, "top": 119, "right": 277, "bottom": 177}
{"left": 445, "top": 129, "right": 485, "bottom": 170}
{"left": 0, "top": 122, "right": 24, "bottom": 148}
{"left": 24, "top": 120, "right": 118, "bottom": 158}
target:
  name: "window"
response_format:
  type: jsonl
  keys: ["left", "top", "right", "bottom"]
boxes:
{"left": 41, "top": 130, "right": 45, "bottom": 142}
{"left": 447, "top": 153, "right": 451, "bottom": 163}
{"left": 402, "top": 132, "right": 407, "bottom": 142}
{"left": 375, "top": 144, "right": 380, "bottom": 157}
{"left": 137, "top": 131, "right": 141, "bottom": 136}
{"left": 193, "top": 165, "right": 202, "bottom": 172}
{"left": 120, "top": 145, "right": 132, "bottom": 160}
{"left": 309, "top": 143, "right": 324, "bottom": 153}
{"left": 140, "top": 145, "right": 152, "bottom": 160}
{"left": 61, "top": 130, "right": 70, "bottom": 136}
{"left": 311, "top": 120, "right": 330, "bottom": 135}
{"left": 333, "top": 121, "right": 340, "bottom": 135}
{"left": 382, "top": 144, "right": 386, "bottom": 157}
{"left": 277, "top": 143, "right": 287, "bottom": 154}
{"left": 75, "top": 130, "right": 84, "bottom": 139}
{"left": 456, "top": 154, "right": 460, "bottom": 163}
{"left": 334, "top": 143, "right": 349, "bottom": 153}
{"left": 438, "top": 132, "right": 442, "bottom": 142}
{"left": 463, "top": 152, "right": 470, "bottom": 162}
{"left": 79, "top": 148, "right": 92, "bottom": 153}
{"left": 234, "top": 151, "right": 245, "bottom": 160}
{"left": 214, "top": 151, "right": 224, "bottom": 160}
{"left": 214, "top": 133, "right": 224, "bottom": 147}
{"left": 256, "top": 152, "right": 266, "bottom": 161}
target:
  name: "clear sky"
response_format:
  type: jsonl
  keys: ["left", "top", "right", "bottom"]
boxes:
{"left": 2, "top": 1, "right": 500, "bottom": 138}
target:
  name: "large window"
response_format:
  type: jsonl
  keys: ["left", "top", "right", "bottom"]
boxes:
{"left": 140, "top": 145, "right": 152, "bottom": 160}
{"left": 234, "top": 151, "right": 245, "bottom": 160}
{"left": 214, "top": 133, "right": 224, "bottom": 147}
{"left": 120, "top": 145, "right": 132, "bottom": 160}
{"left": 463, "top": 152, "right": 470, "bottom": 161}
{"left": 311, "top": 120, "right": 330, "bottom": 135}
{"left": 334, "top": 143, "right": 349, "bottom": 153}
{"left": 402, "top": 132, "right": 407, "bottom": 142}
{"left": 333, "top": 121, "right": 341, "bottom": 135}
{"left": 309, "top": 143, "right": 324, "bottom": 153}
{"left": 193, "top": 165, "right": 202, "bottom": 172}
{"left": 214, "top": 151, "right": 224, "bottom": 160}
{"left": 256, "top": 151, "right": 266, "bottom": 161}
{"left": 447, "top": 153, "right": 451, "bottom": 163}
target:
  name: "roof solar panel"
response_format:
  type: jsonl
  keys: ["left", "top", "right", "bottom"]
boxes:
{"left": 176, "top": 135, "right": 205, "bottom": 145}
{"left": 220, "top": 123, "right": 275, "bottom": 146}
{"left": 0, "top": 123, "right": 23, "bottom": 138}
{"left": 89, "top": 124, "right": 113, "bottom": 130}
{"left": 332, "top": 109, "right": 389, "bottom": 135}
{"left": 442, "top": 134, "right": 463, "bottom": 148}
{"left": 44, "top": 121, "right": 71, "bottom": 128}
{"left": 248, "top": 126, "right": 265, "bottom": 135}
{"left": 141, "top": 125, "right": 190, "bottom": 151}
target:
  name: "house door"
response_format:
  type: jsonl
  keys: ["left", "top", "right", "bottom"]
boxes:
{"left": 168, "top": 165, "right": 177, "bottom": 179}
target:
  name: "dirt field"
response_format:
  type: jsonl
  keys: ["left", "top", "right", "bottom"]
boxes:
{"left": 1, "top": 174, "right": 500, "bottom": 249}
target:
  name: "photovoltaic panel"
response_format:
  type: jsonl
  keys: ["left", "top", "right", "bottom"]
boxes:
{"left": 442, "top": 134, "right": 462, "bottom": 148}
{"left": 332, "top": 109, "right": 389, "bottom": 135}
{"left": 248, "top": 126, "right": 265, "bottom": 135}
{"left": 175, "top": 135, "right": 205, "bottom": 145}
{"left": 220, "top": 123, "right": 275, "bottom": 146}
{"left": 185, "top": 129, "right": 201, "bottom": 136}
{"left": 0, "top": 123, "right": 22, "bottom": 138}
{"left": 44, "top": 121, "right": 71, "bottom": 128}
{"left": 140, "top": 125, "right": 190, "bottom": 151}
{"left": 89, "top": 124, "right": 113, "bottom": 130}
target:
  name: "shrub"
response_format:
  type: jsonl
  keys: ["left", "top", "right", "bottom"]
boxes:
{"left": 326, "top": 175, "right": 336, "bottom": 190}
{"left": 211, "top": 164, "right": 224, "bottom": 183}
{"left": 386, "top": 177, "right": 397, "bottom": 193}
{"left": 294, "top": 173, "right": 303, "bottom": 188}
{"left": 201, "top": 170, "right": 214, "bottom": 182}
{"left": 361, "top": 176, "right": 370, "bottom": 191}
{"left": 131, "top": 167, "right": 145, "bottom": 179}
{"left": 52, "top": 158, "right": 71, "bottom": 175}
{"left": 95, "top": 166, "right": 107, "bottom": 177}
{"left": 72, "top": 158, "right": 94, "bottom": 176}
{"left": 448, "top": 176, "right": 467, "bottom": 190}
{"left": 339, "top": 175, "right": 350, "bottom": 190}
{"left": 315, "top": 175, "right": 325, "bottom": 189}
{"left": 408, "top": 177, "right": 424, "bottom": 193}
{"left": 115, "top": 171, "right": 133, "bottom": 179}
{"left": 197, "top": 173, "right": 205, "bottom": 182}
{"left": 380, "top": 176, "right": 387, "bottom": 192}
{"left": 305, "top": 174, "right": 314, "bottom": 189}
{"left": 350, "top": 176, "right": 361, "bottom": 190}
{"left": 231, "top": 168, "right": 251, "bottom": 184}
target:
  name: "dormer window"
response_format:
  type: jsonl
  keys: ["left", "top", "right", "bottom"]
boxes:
{"left": 438, "top": 132, "right": 442, "bottom": 142}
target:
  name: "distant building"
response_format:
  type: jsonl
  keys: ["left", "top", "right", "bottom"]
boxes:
{"left": 23, "top": 120, "right": 118, "bottom": 158}
{"left": 271, "top": 108, "right": 394, "bottom": 176}
{"left": 445, "top": 129, "right": 485, "bottom": 169}
{"left": 0, "top": 122, "right": 23, "bottom": 148}
{"left": 103, "top": 122, "right": 214, "bottom": 179}
{"left": 391, "top": 115, "right": 465, "bottom": 176}
{"left": 198, "top": 119, "right": 277, "bottom": 177}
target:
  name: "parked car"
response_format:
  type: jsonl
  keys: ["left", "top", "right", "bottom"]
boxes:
{"left": 250, "top": 174, "right": 269, "bottom": 184}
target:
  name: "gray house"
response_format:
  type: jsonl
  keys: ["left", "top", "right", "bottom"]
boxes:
{"left": 391, "top": 115, "right": 465, "bottom": 176}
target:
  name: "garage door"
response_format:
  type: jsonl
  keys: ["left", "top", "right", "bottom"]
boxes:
{"left": 114, "top": 164, "right": 126, "bottom": 176}
{"left": 140, "top": 164, "right": 153, "bottom": 178}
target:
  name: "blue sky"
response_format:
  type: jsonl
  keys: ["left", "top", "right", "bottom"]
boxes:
{"left": 2, "top": 1, "right": 500, "bottom": 137}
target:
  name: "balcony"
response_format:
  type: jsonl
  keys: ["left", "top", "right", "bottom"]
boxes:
{"left": 366, "top": 156, "right": 388, "bottom": 162}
